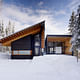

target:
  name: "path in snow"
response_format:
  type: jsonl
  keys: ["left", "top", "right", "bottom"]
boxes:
{"left": 0, "top": 52, "right": 80, "bottom": 80}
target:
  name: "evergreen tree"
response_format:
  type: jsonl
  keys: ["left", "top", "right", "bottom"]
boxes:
{"left": 12, "top": 23, "right": 15, "bottom": 34}
{"left": 68, "top": 5, "right": 80, "bottom": 61}
{"left": 5, "top": 26, "right": 8, "bottom": 36}
{"left": 0, "top": 20, "right": 4, "bottom": 38}
{"left": 68, "top": 11, "right": 77, "bottom": 52}
{"left": 76, "top": 5, "right": 80, "bottom": 50}
{"left": 68, "top": 11, "right": 75, "bottom": 33}
{"left": 5, "top": 21, "right": 15, "bottom": 37}
{"left": 0, "top": 22, "right": 2, "bottom": 38}
{"left": 1, "top": 21, "right": 4, "bottom": 37}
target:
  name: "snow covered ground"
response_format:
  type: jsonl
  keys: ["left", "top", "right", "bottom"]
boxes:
{"left": 0, "top": 52, "right": 80, "bottom": 80}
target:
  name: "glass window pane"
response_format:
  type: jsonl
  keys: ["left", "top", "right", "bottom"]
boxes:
{"left": 13, "top": 51, "right": 18, "bottom": 54}
{"left": 13, "top": 50, "right": 31, "bottom": 55}
{"left": 34, "top": 34, "right": 40, "bottom": 41}
{"left": 35, "top": 42, "right": 40, "bottom": 46}
{"left": 48, "top": 42, "right": 53, "bottom": 47}
{"left": 50, "top": 48, "right": 53, "bottom": 53}
{"left": 19, "top": 50, "right": 31, "bottom": 55}
{"left": 55, "top": 47, "right": 62, "bottom": 53}
{"left": 35, "top": 48, "right": 39, "bottom": 55}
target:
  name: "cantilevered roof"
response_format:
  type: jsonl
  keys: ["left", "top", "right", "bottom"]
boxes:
{"left": 47, "top": 35, "right": 72, "bottom": 42}
{"left": 0, "top": 21, "right": 45, "bottom": 46}
{"left": 47, "top": 35, "right": 72, "bottom": 37}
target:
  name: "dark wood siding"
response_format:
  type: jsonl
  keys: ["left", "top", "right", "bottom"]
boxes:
{"left": 11, "top": 35, "right": 32, "bottom": 50}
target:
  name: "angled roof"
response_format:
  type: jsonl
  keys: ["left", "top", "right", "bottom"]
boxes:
{"left": 0, "top": 21, "right": 45, "bottom": 46}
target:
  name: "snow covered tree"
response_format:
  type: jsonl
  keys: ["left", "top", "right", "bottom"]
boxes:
{"left": 0, "top": 20, "right": 15, "bottom": 52}
{"left": 76, "top": 5, "right": 80, "bottom": 50}
{"left": 68, "top": 5, "right": 80, "bottom": 61}
{"left": 7, "top": 21, "right": 12, "bottom": 36}
{"left": 68, "top": 11, "right": 75, "bottom": 33}
{"left": 0, "top": 21, "right": 4, "bottom": 38}
{"left": 5, "top": 21, "right": 15, "bottom": 36}
{"left": 0, "top": 21, "right": 5, "bottom": 52}
{"left": 0, "top": 22, "right": 2, "bottom": 38}
{"left": 5, "top": 26, "right": 8, "bottom": 36}
{"left": 12, "top": 23, "right": 15, "bottom": 34}
{"left": 68, "top": 11, "right": 77, "bottom": 55}
{"left": 1, "top": 21, "right": 4, "bottom": 37}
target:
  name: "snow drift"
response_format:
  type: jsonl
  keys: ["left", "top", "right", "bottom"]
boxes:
{"left": 0, "top": 52, "right": 80, "bottom": 80}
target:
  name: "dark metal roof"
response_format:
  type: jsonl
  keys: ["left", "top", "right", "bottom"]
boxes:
{"left": 47, "top": 35, "right": 72, "bottom": 38}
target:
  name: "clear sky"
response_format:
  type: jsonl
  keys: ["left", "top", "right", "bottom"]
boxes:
{"left": 0, "top": 0, "right": 80, "bottom": 35}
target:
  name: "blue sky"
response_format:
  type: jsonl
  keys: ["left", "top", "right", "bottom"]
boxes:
{"left": 0, "top": 0, "right": 80, "bottom": 35}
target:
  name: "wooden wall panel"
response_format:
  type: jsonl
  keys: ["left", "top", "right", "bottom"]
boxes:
{"left": 65, "top": 39, "right": 72, "bottom": 55}
{"left": 41, "top": 27, "right": 45, "bottom": 48}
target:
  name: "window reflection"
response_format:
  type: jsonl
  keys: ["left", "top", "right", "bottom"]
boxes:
{"left": 34, "top": 34, "right": 40, "bottom": 47}
{"left": 19, "top": 51, "right": 31, "bottom": 55}
{"left": 13, "top": 50, "right": 31, "bottom": 55}
{"left": 35, "top": 42, "right": 40, "bottom": 46}
{"left": 35, "top": 48, "right": 39, "bottom": 55}
{"left": 13, "top": 51, "right": 18, "bottom": 54}
{"left": 34, "top": 34, "right": 40, "bottom": 55}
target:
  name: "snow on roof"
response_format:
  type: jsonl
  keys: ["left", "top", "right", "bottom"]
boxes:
{"left": 0, "top": 21, "right": 45, "bottom": 40}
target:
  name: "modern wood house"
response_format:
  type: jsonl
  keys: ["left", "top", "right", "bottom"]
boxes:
{"left": 0, "top": 21, "right": 45, "bottom": 59}
{"left": 45, "top": 35, "right": 72, "bottom": 55}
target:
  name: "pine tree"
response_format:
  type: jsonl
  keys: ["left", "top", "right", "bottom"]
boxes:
{"left": 0, "top": 22, "right": 2, "bottom": 38}
{"left": 0, "top": 20, "right": 4, "bottom": 38}
{"left": 1, "top": 21, "right": 4, "bottom": 37}
{"left": 68, "top": 5, "right": 80, "bottom": 61}
{"left": 5, "top": 26, "right": 8, "bottom": 36}
{"left": 68, "top": 11, "right": 76, "bottom": 53}
{"left": 5, "top": 21, "right": 15, "bottom": 37}
{"left": 76, "top": 5, "right": 80, "bottom": 50}
{"left": 12, "top": 23, "right": 15, "bottom": 34}
{"left": 0, "top": 20, "right": 5, "bottom": 52}
{"left": 68, "top": 11, "right": 75, "bottom": 33}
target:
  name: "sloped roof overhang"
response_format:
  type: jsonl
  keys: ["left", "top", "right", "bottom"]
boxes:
{"left": 0, "top": 21, "right": 45, "bottom": 46}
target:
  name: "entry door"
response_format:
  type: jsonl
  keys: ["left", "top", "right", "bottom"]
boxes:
{"left": 55, "top": 47, "right": 62, "bottom": 54}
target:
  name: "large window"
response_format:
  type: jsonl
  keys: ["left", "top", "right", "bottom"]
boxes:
{"left": 34, "top": 34, "right": 40, "bottom": 46}
{"left": 55, "top": 47, "right": 62, "bottom": 53}
{"left": 48, "top": 42, "right": 53, "bottom": 47}
{"left": 13, "top": 50, "right": 31, "bottom": 55}
{"left": 34, "top": 34, "right": 40, "bottom": 55}
{"left": 47, "top": 42, "right": 64, "bottom": 54}
{"left": 50, "top": 48, "right": 53, "bottom": 53}
{"left": 35, "top": 42, "right": 40, "bottom": 46}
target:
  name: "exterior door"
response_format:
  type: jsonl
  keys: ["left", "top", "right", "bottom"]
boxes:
{"left": 55, "top": 47, "right": 62, "bottom": 54}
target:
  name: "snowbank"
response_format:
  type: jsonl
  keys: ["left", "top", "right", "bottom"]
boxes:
{"left": 0, "top": 52, "right": 80, "bottom": 80}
